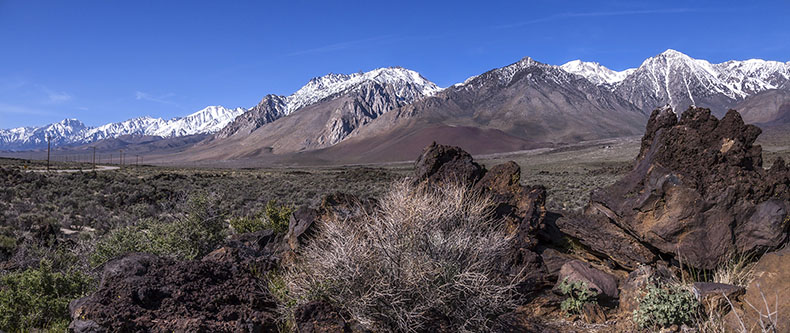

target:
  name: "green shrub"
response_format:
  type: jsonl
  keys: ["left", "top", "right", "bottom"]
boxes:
{"left": 148, "top": 194, "right": 227, "bottom": 259}
{"left": 89, "top": 223, "right": 152, "bottom": 267}
{"left": 90, "top": 194, "right": 227, "bottom": 266}
{"left": 0, "top": 261, "right": 93, "bottom": 332}
{"left": 229, "top": 200, "right": 294, "bottom": 234}
{"left": 230, "top": 216, "right": 264, "bottom": 234}
{"left": 633, "top": 282, "right": 699, "bottom": 329}
{"left": 263, "top": 200, "right": 294, "bottom": 234}
{"left": 558, "top": 278, "right": 598, "bottom": 315}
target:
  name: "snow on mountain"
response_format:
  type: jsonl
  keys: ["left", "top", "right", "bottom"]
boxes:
{"left": 80, "top": 117, "right": 166, "bottom": 142}
{"left": 0, "top": 106, "right": 245, "bottom": 151}
{"left": 0, "top": 119, "right": 90, "bottom": 150}
{"left": 612, "top": 49, "right": 790, "bottom": 113}
{"left": 715, "top": 59, "right": 790, "bottom": 96}
{"left": 284, "top": 67, "right": 441, "bottom": 113}
{"left": 212, "top": 67, "right": 442, "bottom": 140}
{"left": 560, "top": 60, "right": 635, "bottom": 85}
{"left": 148, "top": 106, "right": 245, "bottom": 137}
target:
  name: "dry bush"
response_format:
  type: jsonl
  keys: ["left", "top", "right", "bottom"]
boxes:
{"left": 285, "top": 180, "right": 521, "bottom": 332}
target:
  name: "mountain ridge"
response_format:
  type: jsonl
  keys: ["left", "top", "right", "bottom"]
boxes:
{"left": 0, "top": 106, "right": 244, "bottom": 151}
{"left": 3, "top": 50, "right": 789, "bottom": 154}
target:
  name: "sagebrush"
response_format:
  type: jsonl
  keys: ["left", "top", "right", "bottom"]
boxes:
{"left": 286, "top": 180, "right": 521, "bottom": 332}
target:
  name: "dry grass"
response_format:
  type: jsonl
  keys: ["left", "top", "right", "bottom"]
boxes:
{"left": 689, "top": 251, "right": 780, "bottom": 333}
{"left": 285, "top": 180, "right": 522, "bottom": 332}
{"left": 713, "top": 252, "right": 758, "bottom": 287}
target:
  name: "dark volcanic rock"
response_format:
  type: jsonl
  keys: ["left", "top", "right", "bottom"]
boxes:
{"left": 556, "top": 206, "right": 656, "bottom": 270}
{"left": 474, "top": 161, "right": 547, "bottom": 250}
{"left": 70, "top": 253, "right": 277, "bottom": 332}
{"left": 561, "top": 107, "right": 790, "bottom": 270}
{"left": 294, "top": 301, "right": 352, "bottom": 333}
{"left": 413, "top": 143, "right": 550, "bottom": 295}
{"left": 286, "top": 206, "right": 320, "bottom": 251}
{"left": 692, "top": 282, "right": 745, "bottom": 313}
{"left": 556, "top": 260, "right": 619, "bottom": 301}
{"left": 539, "top": 248, "right": 574, "bottom": 282}
{"left": 413, "top": 142, "right": 486, "bottom": 185}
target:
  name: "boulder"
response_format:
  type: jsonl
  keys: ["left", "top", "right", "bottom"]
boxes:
{"left": 556, "top": 260, "right": 619, "bottom": 302}
{"left": 725, "top": 247, "right": 790, "bottom": 332}
{"left": 413, "top": 142, "right": 486, "bottom": 185}
{"left": 70, "top": 253, "right": 277, "bottom": 332}
{"left": 560, "top": 107, "right": 790, "bottom": 270}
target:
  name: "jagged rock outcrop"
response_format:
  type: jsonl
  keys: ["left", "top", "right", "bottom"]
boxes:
{"left": 559, "top": 106, "right": 790, "bottom": 270}
{"left": 413, "top": 142, "right": 486, "bottom": 185}
{"left": 413, "top": 143, "right": 550, "bottom": 293}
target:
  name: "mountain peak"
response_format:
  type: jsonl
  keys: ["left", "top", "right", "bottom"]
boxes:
{"left": 560, "top": 60, "right": 634, "bottom": 85}
{"left": 659, "top": 49, "right": 689, "bottom": 58}
{"left": 285, "top": 67, "right": 439, "bottom": 113}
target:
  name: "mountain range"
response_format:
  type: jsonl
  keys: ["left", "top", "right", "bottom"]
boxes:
{"left": 2, "top": 49, "right": 789, "bottom": 165}
{"left": 0, "top": 106, "right": 244, "bottom": 151}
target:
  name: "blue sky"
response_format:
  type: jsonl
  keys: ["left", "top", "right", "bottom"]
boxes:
{"left": 1, "top": 0, "right": 788, "bottom": 128}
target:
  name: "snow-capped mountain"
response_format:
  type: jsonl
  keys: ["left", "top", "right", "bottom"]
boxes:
{"left": 560, "top": 60, "right": 635, "bottom": 85}
{"left": 0, "top": 106, "right": 244, "bottom": 151}
{"left": 213, "top": 67, "right": 440, "bottom": 140}
{"left": 560, "top": 49, "right": 790, "bottom": 115}
{"left": 285, "top": 67, "right": 440, "bottom": 113}
{"left": 715, "top": 59, "right": 790, "bottom": 96}
{"left": 0, "top": 119, "right": 89, "bottom": 150}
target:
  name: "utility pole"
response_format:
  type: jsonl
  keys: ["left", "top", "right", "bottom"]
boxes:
{"left": 119, "top": 149, "right": 123, "bottom": 167}
{"left": 46, "top": 135, "right": 51, "bottom": 171}
{"left": 136, "top": 155, "right": 139, "bottom": 166}
{"left": 92, "top": 147, "right": 96, "bottom": 171}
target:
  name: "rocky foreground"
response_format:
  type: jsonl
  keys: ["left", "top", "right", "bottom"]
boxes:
{"left": 68, "top": 107, "right": 789, "bottom": 332}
